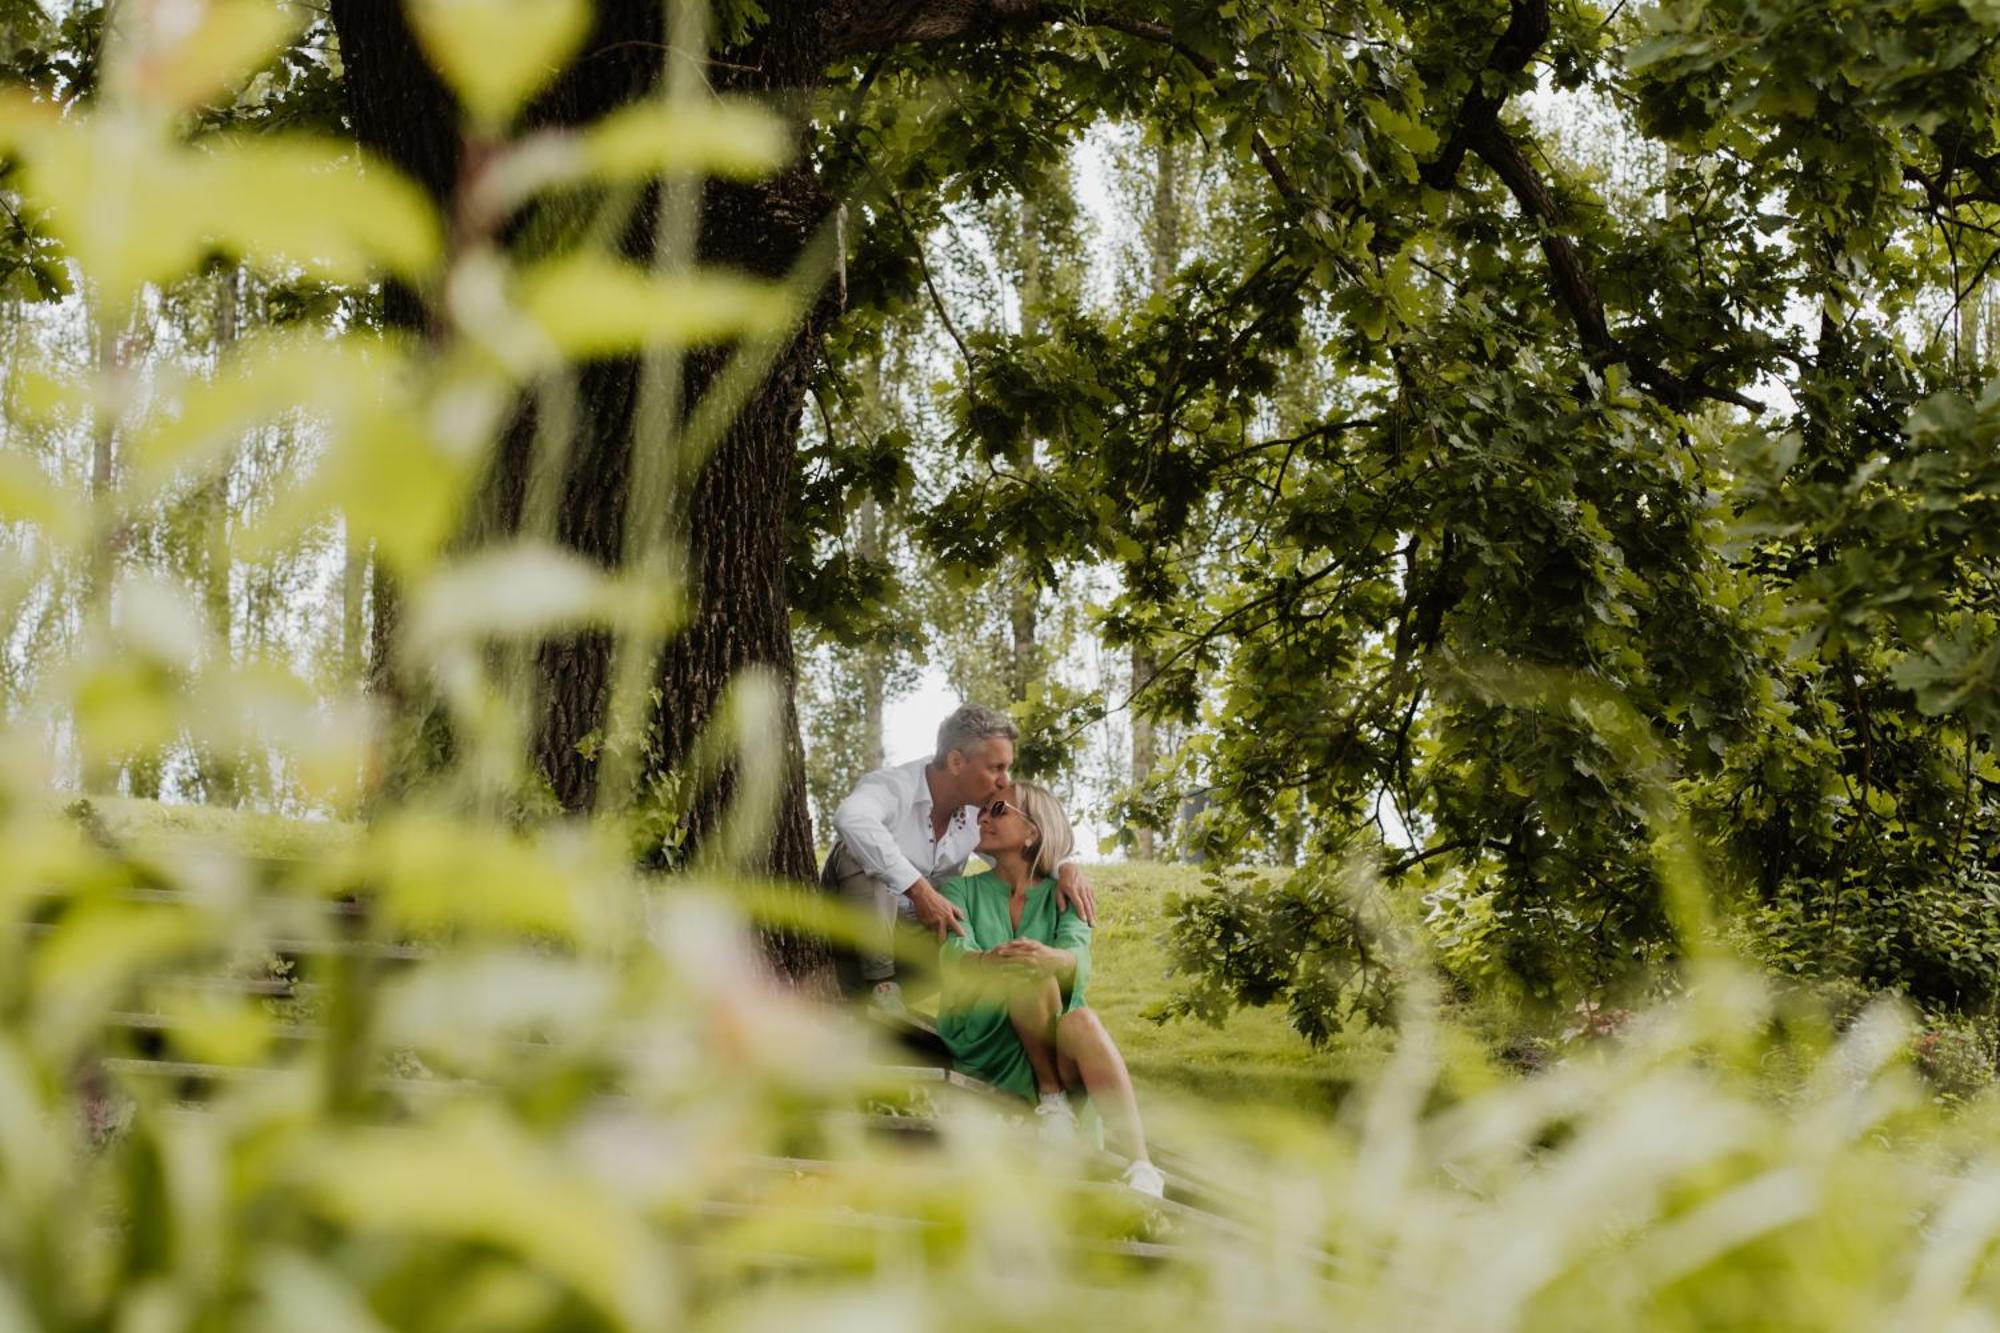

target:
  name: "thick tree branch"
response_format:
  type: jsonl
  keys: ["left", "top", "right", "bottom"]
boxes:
{"left": 1419, "top": 0, "right": 1760, "bottom": 414}
{"left": 1419, "top": 0, "right": 1550, "bottom": 192}
{"left": 1471, "top": 122, "right": 1762, "bottom": 413}
{"left": 1908, "top": 126, "right": 2000, "bottom": 211}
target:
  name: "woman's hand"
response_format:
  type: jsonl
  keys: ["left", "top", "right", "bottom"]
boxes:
{"left": 990, "top": 939, "right": 1065, "bottom": 974}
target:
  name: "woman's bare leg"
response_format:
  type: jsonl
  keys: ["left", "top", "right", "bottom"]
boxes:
{"left": 1007, "top": 974, "right": 1064, "bottom": 1095}
{"left": 1054, "top": 1008, "right": 1149, "bottom": 1161}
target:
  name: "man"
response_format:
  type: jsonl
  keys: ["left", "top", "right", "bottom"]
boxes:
{"left": 824, "top": 703, "right": 1098, "bottom": 1011}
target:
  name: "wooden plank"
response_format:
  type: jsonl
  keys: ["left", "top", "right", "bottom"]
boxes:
{"left": 98, "top": 1057, "right": 481, "bottom": 1098}
{"left": 17, "top": 921, "right": 430, "bottom": 962}
{"left": 150, "top": 975, "right": 317, "bottom": 998}
{"left": 105, "top": 1011, "right": 323, "bottom": 1042}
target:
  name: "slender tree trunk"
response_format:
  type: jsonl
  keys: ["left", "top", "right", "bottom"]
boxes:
{"left": 1130, "top": 139, "right": 1180, "bottom": 858}
{"left": 342, "top": 534, "right": 369, "bottom": 690}
{"left": 856, "top": 495, "right": 886, "bottom": 774}
{"left": 1149, "top": 139, "right": 1179, "bottom": 294}
{"left": 1130, "top": 650, "right": 1156, "bottom": 858}
{"left": 1005, "top": 197, "right": 1043, "bottom": 706}
{"left": 1007, "top": 587, "right": 1037, "bottom": 704}
{"left": 196, "top": 266, "right": 241, "bottom": 805}
{"left": 86, "top": 293, "right": 123, "bottom": 795}
{"left": 1961, "top": 280, "right": 1984, "bottom": 375}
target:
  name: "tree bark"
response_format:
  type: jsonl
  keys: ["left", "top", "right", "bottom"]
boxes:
{"left": 1130, "top": 647, "right": 1156, "bottom": 859}
{"left": 87, "top": 294, "right": 125, "bottom": 795}
{"left": 856, "top": 495, "right": 886, "bottom": 775}
{"left": 1004, "top": 197, "right": 1043, "bottom": 707}
{"left": 331, "top": 1, "right": 842, "bottom": 980}
{"left": 193, "top": 265, "right": 241, "bottom": 806}
{"left": 1130, "top": 138, "right": 1178, "bottom": 859}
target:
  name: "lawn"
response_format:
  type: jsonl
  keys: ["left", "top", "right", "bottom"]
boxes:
{"left": 56, "top": 793, "right": 359, "bottom": 860}
{"left": 1075, "top": 861, "right": 1393, "bottom": 1116}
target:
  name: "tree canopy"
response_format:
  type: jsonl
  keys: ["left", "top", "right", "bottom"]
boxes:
{"left": 3, "top": 0, "right": 2000, "bottom": 1026}
{"left": 803, "top": 0, "right": 2000, "bottom": 1022}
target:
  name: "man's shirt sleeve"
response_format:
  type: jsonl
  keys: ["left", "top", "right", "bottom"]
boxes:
{"left": 831, "top": 769, "right": 924, "bottom": 895}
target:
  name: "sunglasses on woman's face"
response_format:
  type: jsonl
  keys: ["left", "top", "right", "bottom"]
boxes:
{"left": 986, "top": 799, "right": 1032, "bottom": 824}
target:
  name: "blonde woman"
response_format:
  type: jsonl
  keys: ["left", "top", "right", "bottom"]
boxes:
{"left": 937, "top": 781, "right": 1166, "bottom": 1197}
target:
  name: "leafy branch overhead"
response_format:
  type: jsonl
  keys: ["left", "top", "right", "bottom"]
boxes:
{"left": 808, "top": 0, "right": 2000, "bottom": 1032}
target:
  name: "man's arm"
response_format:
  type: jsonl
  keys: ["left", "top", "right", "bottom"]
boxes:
{"left": 1054, "top": 861, "right": 1097, "bottom": 924}
{"left": 830, "top": 772, "right": 924, "bottom": 894}
{"left": 831, "top": 773, "right": 967, "bottom": 939}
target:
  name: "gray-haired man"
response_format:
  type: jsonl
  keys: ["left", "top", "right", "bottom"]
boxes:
{"left": 823, "top": 703, "right": 1097, "bottom": 1011}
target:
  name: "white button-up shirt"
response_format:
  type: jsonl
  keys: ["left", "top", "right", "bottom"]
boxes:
{"left": 831, "top": 757, "right": 983, "bottom": 897}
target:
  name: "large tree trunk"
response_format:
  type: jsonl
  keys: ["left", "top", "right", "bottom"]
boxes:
{"left": 644, "top": 309, "right": 825, "bottom": 896}
{"left": 330, "top": 0, "right": 835, "bottom": 925}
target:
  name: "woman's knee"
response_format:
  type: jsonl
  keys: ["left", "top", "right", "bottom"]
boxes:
{"left": 1009, "top": 974, "right": 1061, "bottom": 1021}
{"left": 1055, "top": 1005, "right": 1110, "bottom": 1051}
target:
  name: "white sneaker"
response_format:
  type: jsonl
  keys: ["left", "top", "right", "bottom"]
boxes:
{"left": 1034, "top": 1092, "right": 1078, "bottom": 1140}
{"left": 868, "top": 980, "right": 906, "bottom": 1015}
{"left": 1121, "top": 1159, "right": 1167, "bottom": 1199}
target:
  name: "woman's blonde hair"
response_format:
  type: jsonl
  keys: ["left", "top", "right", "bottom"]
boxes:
{"left": 1012, "top": 780, "right": 1075, "bottom": 879}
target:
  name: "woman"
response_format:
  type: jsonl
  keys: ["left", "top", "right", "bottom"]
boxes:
{"left": 937, "top": 781, "right": 1166, "bottom": 1198}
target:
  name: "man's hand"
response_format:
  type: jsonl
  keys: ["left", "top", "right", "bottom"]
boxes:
{"left": 906, "top": 878, "right": 969, "bottom": 941}
{"left": 1054, "top": 862, "right": 1097, "bottom": 924}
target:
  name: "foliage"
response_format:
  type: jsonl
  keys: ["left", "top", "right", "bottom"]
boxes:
{"left": 1153, "top": 860, "right": 1404, "bottom": 1047}
{"left": 784, "top": 0, "right": 2000, "bottom": 1039}
{"left": 13, "top": 7, "right": 2000, "bottom": 1330}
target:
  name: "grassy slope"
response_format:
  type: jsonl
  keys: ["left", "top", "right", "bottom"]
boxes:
{"left": 57, "top": 794, "right": 359, "bottom": 859}
{"left": 1065, "top": 862, "right": 1391, "bottom": 1115}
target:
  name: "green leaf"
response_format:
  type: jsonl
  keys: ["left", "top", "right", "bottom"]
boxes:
{"left": 1362, "top": 96, "right": 1439, "bottom": 156}
{"left": 238, "top": 347, "right": 486, "bottom": 576}
{"left": 0, "top": 449, "right": 83, "bottom": 545}
{"left": 582, "top": 99, "right": 793, "bottom": 181}
{"left": 514, "top": 256, "right": 793, "bottom": 360}
{"left": 251, "top": 1251, "right": 395, "bottom": 1333}
{"left": 0, "top": 100, "right": 441, "bottom": 304}
{"left": 0, "top": 102, "right": 209, "bottom": 311}
{"left": 357, "top": 814, "right": 590, "bottom": 937}
{"left": 120, "top": 0, "right": 303, "bottom": 112}
{"left": 404, "top": 541, "right": 678, "bottom": 655}
{"left": 197, "top": 136, "right": 443, "bottom": 283}
{"left": 405, "top": 0, "right": 590, "bottom": 127}
{"left": 128, "top": 335, "right": 411, "bottom": 485}
{"left": 31, "top": 903, "right": 202, "bottom": 1054}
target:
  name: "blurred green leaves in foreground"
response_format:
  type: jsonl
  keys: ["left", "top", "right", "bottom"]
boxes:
{"left": 3, "top": 2, "right": 2000, "bottom": 1329}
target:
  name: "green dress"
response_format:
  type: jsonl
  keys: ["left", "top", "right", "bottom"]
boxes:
{"left": 936, "top": 869, "right": 1093, "bottom": 1103}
